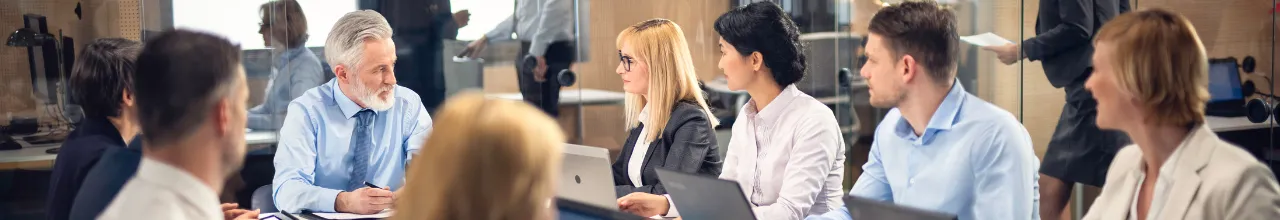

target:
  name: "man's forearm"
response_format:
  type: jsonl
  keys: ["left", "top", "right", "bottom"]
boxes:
{"left": 274, "top": 179, "right": 343, "bottom": 213}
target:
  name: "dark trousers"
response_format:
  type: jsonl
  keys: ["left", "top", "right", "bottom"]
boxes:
{"left": 518, "top": 41, "right": 575, "bottom": 117}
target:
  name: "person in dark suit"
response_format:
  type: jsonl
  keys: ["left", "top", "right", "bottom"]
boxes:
{"left": 44, "top": 38, "right": 143, "bottom": 220}
{"left": 361, "top": 0, "right": 469, "bottom": 113}
{"left": 610, "top": 19, "right": 721, "bottom": 197}
{"left": 983, "top": 0, "right": 1131, "bottom": 219}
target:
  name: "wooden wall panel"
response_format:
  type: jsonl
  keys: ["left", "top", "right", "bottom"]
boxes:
{"left": 1133, "top": 0, "right": 1275, "bottom": 96}
{"left": 0, "top": 0, "right": 121, "bottom": 124}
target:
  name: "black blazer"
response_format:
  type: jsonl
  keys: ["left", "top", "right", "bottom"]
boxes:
{"left": 45, "top": 117, "right": 133, "bottom": 220}
{"left": 1024, "top": 0, "right": 1128, "bottom": 101}
{"left": 612, "top": 101, "right": 722, "bottom": 197}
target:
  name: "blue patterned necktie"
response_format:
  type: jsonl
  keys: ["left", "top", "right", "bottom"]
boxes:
{"left": 348, "top": 110, "right": 375, "bottom": 190}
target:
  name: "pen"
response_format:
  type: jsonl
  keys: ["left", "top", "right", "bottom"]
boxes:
{"left": 363, "top": 181, "right": 382, "bottom": 189}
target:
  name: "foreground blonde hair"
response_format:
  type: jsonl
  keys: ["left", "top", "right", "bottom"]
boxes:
{"left": 616, "top": 18, "right": 718, "bottom": 142}
{"left": 392, "top": 92, "right": 565, "bottom": 220}
{"left": 1095, "top": 8, "right": 1209, "bottom": 126}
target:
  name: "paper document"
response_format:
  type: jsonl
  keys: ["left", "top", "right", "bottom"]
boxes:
{"left": 960, "top": 32, "right": 1014, "bottom": 47}
{"left": 310, "top": 210, "right": 394, "bottom": 219}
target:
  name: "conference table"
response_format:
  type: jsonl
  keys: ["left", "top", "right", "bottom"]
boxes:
{"left": 488, "top": 89, "right": 628, "bottom": 144}
{"left": 0, "top": 131, "right": 280, "bottom": 170}
{"left": 487, "top": 88, "right": 627, "bottom": 106}
{"left": 1205, "top": 115, "right": 1277, "bottom": 132}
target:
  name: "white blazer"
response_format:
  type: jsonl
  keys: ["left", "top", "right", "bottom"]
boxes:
{"left": 1084, "top": 125, "right": 1280, "bottom": 220}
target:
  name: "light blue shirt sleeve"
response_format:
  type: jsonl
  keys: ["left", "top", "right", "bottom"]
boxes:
{"left": 248, "top": 50, "right": 324, "bottom": 130}
{"left": 527, "top": 0, "right": 572, "bottom": 57}
{"left": 969, "top": 123, "right": 1039, "bottom": 220}
{"left": 807, "top": 140, "right": 893, "bottom": 220}
{"left": 404, "top": 102, "right": 431, "bottom": 162}
{"left": 272, "top": 102, "right": 343, "bottom": 213}
{"left": 287, "top": 62, "right": 324, "bottom": 103}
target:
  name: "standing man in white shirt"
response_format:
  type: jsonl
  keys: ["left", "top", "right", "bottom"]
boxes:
{"left": 460, "top": 0, "right": 575, "bottom": 116}
{"left": 98, "top": 30, "right": 257, "bottom": 220}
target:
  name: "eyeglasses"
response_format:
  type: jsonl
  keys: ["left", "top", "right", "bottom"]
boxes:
{"left": 258, "top": 22, "right": 270, "bottom": 31}
{"left": 618, "top": 50, "right": 634, "bottom": 72}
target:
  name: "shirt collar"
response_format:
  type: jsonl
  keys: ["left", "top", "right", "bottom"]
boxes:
{"left": 273, "top": 47, "right": 307, "bottom": 69}
{"left": 78, "top": 116, "right": 126, "bottom": 146}
{"left": 331, "top": 79, "right": 365, "bottom": 118}
{"left": 135, "top": 157, "right": 221, "bottom": 214}
{"left": 744, "top": 84, "right": 800, "bottom": 125}
{"left": 638, "top": 103, "right": 651, "bottom": 125}
{"left": 895, "top": 81, "right": 968, "bottom": 145}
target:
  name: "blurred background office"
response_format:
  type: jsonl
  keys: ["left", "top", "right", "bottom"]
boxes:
{"left": 0, "top": 0, "right": 1275, "bottom": 219}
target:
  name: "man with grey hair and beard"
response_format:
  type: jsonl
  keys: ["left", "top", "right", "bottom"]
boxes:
{"left": 273, "top": 10, "right": 433, "bottom": 214}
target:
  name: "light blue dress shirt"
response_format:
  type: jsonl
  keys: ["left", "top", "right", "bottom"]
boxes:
{"left": 248, "top": 47, "right": 325, "bottom": 130}
{"left": 271, "top": 79, "right": 432, "bottom": 213}
{"left": 809, "top": 82, "right": 1040, "bottom": 220}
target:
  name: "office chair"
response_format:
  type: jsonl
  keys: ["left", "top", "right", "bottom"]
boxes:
{"left": 252, "top": 185, "right": 279, "bottom": 213}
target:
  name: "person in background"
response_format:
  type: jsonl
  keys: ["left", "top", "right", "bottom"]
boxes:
{"left": 390, "top": 92, "right": 564, "bottom": 220}
{"left": 615, "top": 2, "right": 846, "bottom": 220}
{"left": 361, "top": 0, "right": 470, "bottom": 113}
{"left": 1082, "top": 9, "right": 1280, "bottom": 220}
{"left": 810, "top": 2, "right": 1040, "bottom": 220}
{"left": 97, "top": 30, "right": 257, "bottom": 220}
{"left": 272, "top": 10, "right": 433, "bottom": 214}
{"left": 248, "top": 0, "right": 324, "bottom": 130}
{"left": 460, "top": 0, "right": 575, "bottom": 117}
{"left": 611, "top": 18, "right": 721, "bottom": 197}
{"left": 236, "top": 0, "right": 326, "bottom": 207}
{"left": 983, "top": 1, "right": 1131, "bottom": 218}
{"left": 45, "top": 38, "right": 142, "bottom": 220}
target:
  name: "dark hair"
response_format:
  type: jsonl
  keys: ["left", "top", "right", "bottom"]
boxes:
{"left": 134, "top": 30, "right": 242, "bottom": 145}
{"left": 261, "top": 0, "right": 309, "bottom": 48}
{"left": 69, "top": 38, "right": 141, "bottom": 119}
{"left": 868, "top": 1, "right": 959, "bottom": 82}
{"left": 714, "top": 1, "right": 807, "bottom": 87}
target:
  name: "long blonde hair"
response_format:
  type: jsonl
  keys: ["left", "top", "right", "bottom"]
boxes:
{"left": 392, "top": 92, "right": 565, "bottom": 220}
{"left": 616, "top": 18, "right": 719, "bottom": 143}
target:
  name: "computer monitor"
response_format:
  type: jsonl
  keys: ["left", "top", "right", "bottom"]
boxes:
{"left": 22, "top": 14, "right": 63, "bottom": 104}
{"left": 1208, "top": 58, "right": 1243, "bottom": 103}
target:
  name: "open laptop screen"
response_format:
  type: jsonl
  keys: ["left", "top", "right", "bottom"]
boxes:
{"left": 1208, "top": 59, "right": 1243, "bottom": 102}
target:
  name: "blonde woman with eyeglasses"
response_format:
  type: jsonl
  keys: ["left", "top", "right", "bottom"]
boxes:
{"left": 392, "top": 92, "right": 566, "bottom": 220}
{"left": 610, "top": 18, "right": 722, "bottom": 200}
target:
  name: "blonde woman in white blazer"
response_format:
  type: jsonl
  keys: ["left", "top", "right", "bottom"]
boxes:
{"left": 1081, "top": 8, "right": 1280, "bottom": 220}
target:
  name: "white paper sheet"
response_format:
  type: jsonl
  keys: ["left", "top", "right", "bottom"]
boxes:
{"left": 960, "top": 32, "right": 1014, "bottom": 47}
{"left": 309, "top": 210, "right": 394, "bottom": 219}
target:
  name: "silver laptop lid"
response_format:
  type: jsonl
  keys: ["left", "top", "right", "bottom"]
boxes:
{"left": 559, "top": 144, "right": 617, "bottom": 210}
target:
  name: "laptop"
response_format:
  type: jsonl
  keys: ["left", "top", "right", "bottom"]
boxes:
{"left": 559, "top": 144, "right": 618, "bottom": 210}
{"left": 557, "top": 197, "right": 645, "bottom": 220}
{"left": 655, "top": 168, "right": 757, "bottom": 220}
{"left": 844, "top": 195, "right": 958, "bottom": 220}
{"left": 1206, "top": 58, "right": 1247, "bottom": 117}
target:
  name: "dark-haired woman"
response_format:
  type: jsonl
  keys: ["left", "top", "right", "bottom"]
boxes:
{"left": 616, "top": 2, "right": 846, "bottom": 220}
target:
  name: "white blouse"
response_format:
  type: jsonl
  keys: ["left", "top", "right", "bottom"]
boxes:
{"left": 627, "top": 104, "right": 652, "bottom": 187}
{"left": 666, "top": 85, "right": 846, "bottom": 220}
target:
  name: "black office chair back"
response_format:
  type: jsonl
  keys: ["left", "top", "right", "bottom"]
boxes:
{"left": 68, "top": 147, "right": 142, "bottom": 219}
